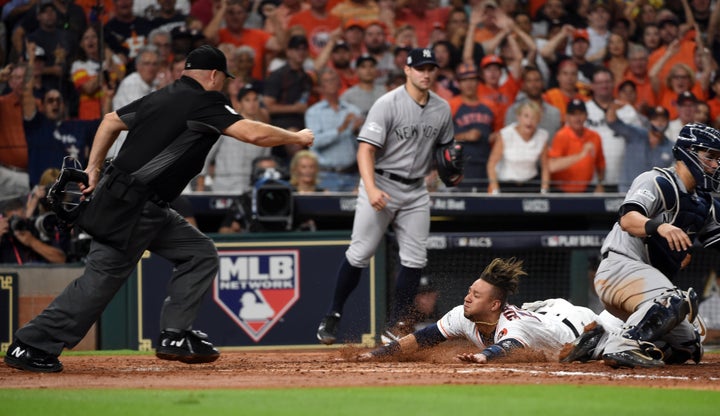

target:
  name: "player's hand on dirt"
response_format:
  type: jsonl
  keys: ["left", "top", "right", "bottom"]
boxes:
{"left": 456, "top": 352, "right": 487, "bottom": 364}
{"left": 296, "top": 129, "right": 314, "bottom": 147}
{"left": 657, "top": 223, "right": 692, "bottom": 251}
{"left": 368, "top": 187, "right": 390, "bottom": 211}
{"left": 356, "top": 352, "right": 375, "bottom": 362}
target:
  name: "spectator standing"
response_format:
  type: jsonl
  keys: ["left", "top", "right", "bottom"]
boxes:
{"left": 71, "top": 25, "right": 125, "bottom": 120}
{"left": 304, "top": 68, "right": 363, "bottom": 192}
{"left": 287, "top": 0, "right": 342, "bottom": 58}
{"left": 340, "top": 54, "right": 385, "bottom": 117}
{"left": 606, "top": 103, "right": 674, "bottom": 193}
{"left": 362, "top": 20, "right": 394, "bottom": 88}
{"left": 475, "top": 53, "right": 522, "bottom": 131}
{"left": 203, "top": 0, "right": 282, "bottom": 80}
{"left": 104, "top": 0, "right": 155, "bottom": 69}
{"left": 584, "top": 67, "right": 642, "bottom": 192}
{"left": 505, "top": 66, "right": 562, "bottom": 139}
{"left": 583, "top": 0, "right": 611, "bottom": 64}
{"left": 487, "top": 101, "right": 550, "bottom": 194}
{"left": 548, "top": 99, "right": 606, "bottom": 193}
{"left": 447, "top": 62, "right": 494, "bottom": 192}
{"left": 196, "top": 82, "right": 271, "bottom": 193}
{"left": 666, "top": 91, "right": 699, "bottom": 143}
{"left": 263, "top": 34, "right": 314, "bottom": 161}
{"left": 11, "top": 0, "right": 87, "bottom": 59}
{"left": 619, "top": 44, "right": 656, "bottom": 113}
{"left": 25, "top": 2, "right": 77, "bottom": 91}
{"left": 393, "top": 0, "right": 449, "bottom": 48}
{"left": 0, "top": 64, "right": 30, "bottom": 198}
{"left": 313, "top": 36, "right": 358, "bottom": 93}
{"left": 107, "top": 47, "right": 160, "bottom": 157}
{"left": 147, "top": 0, "right": 188, "bottom": 33}
{"left": 543, "top": 59, "right": 585, "bottom": 122}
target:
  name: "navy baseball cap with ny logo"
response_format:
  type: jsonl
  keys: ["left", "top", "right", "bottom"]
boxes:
{"left": 185, "top": 45, "right": 235, "bottom": 79}
{"left": 406, "top": 48, "right": 438, "bottom": 68}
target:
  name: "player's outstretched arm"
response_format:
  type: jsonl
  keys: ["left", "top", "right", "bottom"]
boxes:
{"left": 456, "top": 338, "right": 524, "bottom": 364}
{"left": 356, "top": 324, "right": 447, "bottom": 361}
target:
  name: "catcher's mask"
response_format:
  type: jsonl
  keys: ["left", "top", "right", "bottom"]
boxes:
{"left": 46, "top": 157, "right": 89, "bottom": 224}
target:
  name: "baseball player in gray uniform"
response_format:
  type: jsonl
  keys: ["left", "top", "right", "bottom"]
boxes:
{"left": 561, "top": 123, "right": 720, "bottom": 368}
{"left": 316, "top": 48, "right": 455, "bottom": 345}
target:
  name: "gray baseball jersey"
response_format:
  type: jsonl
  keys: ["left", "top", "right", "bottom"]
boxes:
{"left": 345, "top": 86, "right": 453, "bottom": 268}
{"left": 595, "top": 167, "right": 719, "bottom": 352}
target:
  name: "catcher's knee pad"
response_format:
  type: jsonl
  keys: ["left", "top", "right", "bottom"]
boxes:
{"left": 625, "top": 288, "right": 696, "bottom": 342}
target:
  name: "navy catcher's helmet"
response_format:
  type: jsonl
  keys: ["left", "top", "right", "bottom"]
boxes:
{"left": 673, "top": 123, "right": 720, "bottom": 192}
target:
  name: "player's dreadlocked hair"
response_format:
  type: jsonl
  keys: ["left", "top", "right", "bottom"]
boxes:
{"left": 479, "top": 258, "right": 526, "bottom": 305}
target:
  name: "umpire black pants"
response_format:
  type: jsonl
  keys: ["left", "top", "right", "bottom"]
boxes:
{"left": 14, "top": 200, "right": 218, "bottom": 356}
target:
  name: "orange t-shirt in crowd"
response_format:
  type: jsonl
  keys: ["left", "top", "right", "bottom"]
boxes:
{"left": 656, "top": 84, "right": 707, "bottom": 120}
{"left": 619, "top": 72, "right": 656, "bottom": 111}
{"left": 218, "top": 28, "right": 272, "bottom": 80}
{"left": 75, "top": 0, "right": 115, "bottom": 24}
{"left": 548, "top": 125, "right": 605, "bottom": 193}
{"left": 647, "top": 37, "right": 697, "bottom": 85}
{"left": 476, "top": 74, "right": 521, "bottom": 131}
{"left": 542, "top": 88, "right": 585, "bottom": 122}
{"left": 0, "top": 93, "right": 28, "bottom": 169}
{"left": 288, "top": 10, "right": 342, "bottom": 57}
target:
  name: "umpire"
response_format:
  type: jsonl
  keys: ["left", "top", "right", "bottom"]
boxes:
{"left": 4, "top": 45, "right": 314, "bottom": 373}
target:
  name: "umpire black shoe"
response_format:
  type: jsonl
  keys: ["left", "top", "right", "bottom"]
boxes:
{"left": 156, "top": 329, "right": 220, "bottom": 364}
{"left": 317, "top": 313, "right": 341, "bottom": 345}
{"left": 4, "top": 340, "right": 63, "bottom": 373}
{"left": 602, "top": 349, "right": 665, "bottom": 369}
{"left": 560, "top": 321, "right": 605, "bottom": 363}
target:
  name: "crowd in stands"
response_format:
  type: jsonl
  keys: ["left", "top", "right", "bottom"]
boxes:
{"left": 2, "top": 0, "right": 720, "bottom": 260}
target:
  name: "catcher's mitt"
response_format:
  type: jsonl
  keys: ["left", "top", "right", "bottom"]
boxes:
{"left": 434, "top": 141, "right": 464, "bottom": 187}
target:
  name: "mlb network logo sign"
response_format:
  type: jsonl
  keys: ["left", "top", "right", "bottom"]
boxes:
{"left": 213, "top": 250, "right": 300, "bottom": 342}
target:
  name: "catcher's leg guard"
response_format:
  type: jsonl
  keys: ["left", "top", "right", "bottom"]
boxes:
{"left": 624, "top": 288, "right": 698, "bottom": 342}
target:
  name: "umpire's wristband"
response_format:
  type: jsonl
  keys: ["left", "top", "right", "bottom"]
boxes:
{"left": 645, "top": 217, "right": 663, "bottom": 236}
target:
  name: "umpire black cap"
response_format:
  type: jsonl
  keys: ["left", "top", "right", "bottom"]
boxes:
{"left": 185, "top": 45, "right": 235, "bottom": 79}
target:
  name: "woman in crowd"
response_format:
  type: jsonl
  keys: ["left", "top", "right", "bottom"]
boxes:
{"left": 70, "top": 25, "right": 124, "bottom": 120}
{"left": 486, "top": 101, "right": 550, "bottom": 194}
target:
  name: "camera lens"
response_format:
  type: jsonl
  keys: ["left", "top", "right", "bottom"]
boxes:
{"left": 258, "top": 188, "right": 291, "bottom": 216}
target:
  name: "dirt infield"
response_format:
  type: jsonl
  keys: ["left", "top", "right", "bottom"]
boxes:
{"left": 2, "top": 344, "right": 720, "bottom": 390}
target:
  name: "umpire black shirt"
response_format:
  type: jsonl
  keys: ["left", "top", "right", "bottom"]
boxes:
{"left": 114, "top": 76, "right": 242, "bottom": 202}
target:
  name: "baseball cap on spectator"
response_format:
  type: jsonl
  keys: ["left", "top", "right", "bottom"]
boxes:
{"left": 482, "top": 0, "right": 498, "bottom": 9}
{"left": 185, "top": 45, "right": 235, "bottom": 79}
{"left": 38, "top": 0, "right": 56, "bottom": 13}
{"left": 567, "top": 99, "right": 587, "bottom": 114}
{"left": 573, "top": 29, "right": 590, "bottom": 42}
{"left": 171, "top": 26, "right": 204, "bottom": 41}
{"left": 456, "top": 63, "right": 479, "bottom": 80}
{"left": 237, "top": 82, "right": 261, "bottom": 100}
{"left": 648, "top": 106, "right": 669, "bottom": 120}
{"left": 26, "top": 45, "right": 46, "bottom": 61}
{"left": 480, "top": 54, "right": 504, "bottom": 68}
{"left": 590, "top": 0, "right": 610, "bottom": 12}
{"left": 677, "top": 91, "right": 698, "bottom": 105}
{"left": 658, "top": 16, "right": 680, "bottom": 27}
{"left": 344, "top": 18, "right": 365, "bottom": 31}
{"left": 394, "top": 45, "right": 411, "bottom": 57}
{"left": 356, "top": 54, "right": 377, "bottom": 67}
{"left": 332, "top": 41, "right": 350, "bottom": 53}
{"left": 288, "top": 35, "right": 309, "bottom": 49}
{"left": 406, "top": 48, "right": 438, "bottom": 68}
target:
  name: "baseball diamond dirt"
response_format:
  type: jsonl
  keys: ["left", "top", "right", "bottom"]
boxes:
{"left": 2, "top": 344, "right": 720, "bottom": 390}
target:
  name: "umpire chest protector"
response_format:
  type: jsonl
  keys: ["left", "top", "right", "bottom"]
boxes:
{"left": 645, "top": 167, "right": 713, "bottom": 278}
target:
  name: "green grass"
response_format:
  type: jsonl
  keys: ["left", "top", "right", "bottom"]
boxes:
{"left": 1, "top": 385, "right": 718, "bottom": 416}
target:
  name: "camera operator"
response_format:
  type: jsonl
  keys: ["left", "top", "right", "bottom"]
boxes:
{"left": 0, "top": 196, "right": 66, "bottom": 264}
{"left": 218, "top": 156, "right": 296, "bottom": 233}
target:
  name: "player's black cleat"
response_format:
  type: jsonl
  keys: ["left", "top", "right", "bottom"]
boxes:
{"left": 602, "top": 349, "right": 665, "bottom": 369}
{"left": 4, "top": 340, "right": 63, "bottom": 373}
{"left": 560, "top": 321, "right": 605, "bottom": 363}
{"left": 317, "top": 313, "right": 341, "bottom": 345}
{"left": 156, "top": 329, "right": 220, "bottom": 364}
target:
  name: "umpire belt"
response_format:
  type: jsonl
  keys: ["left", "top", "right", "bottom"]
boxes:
{"left": 374, "top": 169, "right": 423, "bottom": 185}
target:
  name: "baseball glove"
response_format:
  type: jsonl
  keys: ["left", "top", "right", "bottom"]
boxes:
{"left": 434, "top": 141, "right": 464, "bottom": 187}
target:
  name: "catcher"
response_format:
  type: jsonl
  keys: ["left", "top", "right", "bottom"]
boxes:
{"left": 358, "top": 258, "right": 606, "bottom": 363}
